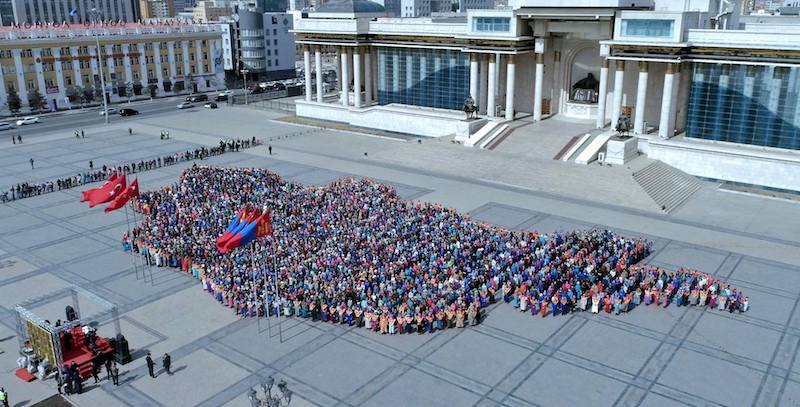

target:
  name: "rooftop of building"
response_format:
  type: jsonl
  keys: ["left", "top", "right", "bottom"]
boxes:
{"left": 0, "top": 21, "right": 221, "bottom": 42}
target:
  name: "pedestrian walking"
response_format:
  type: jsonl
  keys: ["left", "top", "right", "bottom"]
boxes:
{"left": 81, "top": 130, "right": 85, "bottom": 138}
{"left": 105, "top": 356, "right": 112, "bottom": 381}
{"left": 0, "top": 387, "right": 8, "bottom": 407}
{"left": 128, "top": 128, "right": 132, "bottom": 136}
{"left": 29, "top": 158, "right": 34, "bottom": 169}
{"left": 17, "top": 135, "right": 21, "bottom": 143}
{"left": 162, "top": 353, "right": 171, "bottom": 375}
{"left": 146, "top": 352, "right": 155, "bottom": 378}
{"left": 11, "top": 136, "right": 14, "bottom": 144}
{"left": 89, "top": 160, "right": 93, "bottom": 170}
{"left": 75, "top": 130, "right": 80, "bottom": 138}
{"left": 268, "top": 145, "right": 272, "bottom": 155}
{"left": 92, "top": 359, "right": 101, "bottom": 383}
{"left": 111, "top": 362, "right": 119, "bottom": 386}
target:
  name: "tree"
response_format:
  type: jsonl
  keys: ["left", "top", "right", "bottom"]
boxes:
{"left": 148, "top": 83, "right": 158, "bottom": 98}
{"left": 82, "top": 87, "right": 95, "bottom": 104}
{"left": 27, "top": 89, "right": 46, "bottom": 112}
{"left": 66, "top": 86, "right": 82, "bottom": 103}
{"left": 6, "top": 88, "right": 21, "bottom": 115}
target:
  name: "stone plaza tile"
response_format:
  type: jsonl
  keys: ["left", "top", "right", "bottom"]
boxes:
{"left": 527, "top": 215, "right": 595, "bottom": 234}
{"left": 101, "top": 266, "right": 194, "bottom": 303}
{"left": 730, "top": 257, "right": 800, "bottom": 292}
{"left": 97, "top": 316, "right": 165, "bottom": 359}
{"left": 288, "top": 168, "right": 350, "bottom": 186}
{"left": 284, "top": 337, "right": 395, "bottom": 400}
{"left": 638, "top": 391, "right": 696, "bottom": 407}
{"left": 481, "top": 302, "right": 571, "bottom": 344}
{"left": 131, "top": 348, "right": 250, "bottom": 406}
{"left": 64, "top": 210, "right": 127, "bottom": 232}
{"left": 361, "top": 367, "right": 481, "bottom": 407}
{"left": 0, "top": 256, "right": 38, "bottom": 281}
{"left": 262, "top": 160, "right": 317, "bottom": 178}
{"left": 657, "top": 348, "right": 763, "bottom": 406}
{"left": 469, "top": 203, "right": 537, "bottom": 229}
{"left": 650, "top": 241, "right": 729, "bottom": 274}
{"left": 223, "top": 392, "right": 318, "bottom": 407}
{"left": 218, "top": 317, "right": 326, "bottom": 366}
{"left": 722, "top": 283, "right": 796, "bottom": 326}
{"left": 40, "top": 199, "right": 95, "bottom": 219}
{"left": 28, "top": 291, "right": 110, "bottom": 324}
{"left": 427, "top": 329, "right": 529, "bottom": 386}
{"left": 0, "top": 272, "right": 71, "bottom": 307}
{"left": 0, "top": 211, "right": 47, "bottom": 232}
{"left": 30, "top": 235, "right": 102, "bottom": 264}
{"left": 13, "top": 190, "right": 75, "bottom": 209}
{"left": 560, "top": 320, "right": 661, "bottom": 375}
{"left": 512, "top": 358, "right": 627, "bottom": 407}
{"left": 65, "top": 250, "right": 137, "bottom": 282}
{"left": 605, "top": 302, "right": 685, "bottom": 335}
{"left": 687, "top": 312, "right": 782, "bottom": 364}
{"left": 347, "top": 325, "right": 436, "bottom": 354}
{"left": 780, "top": 378, "right": 800, "bottom": 407}
{"left": 9, "top": 223, "right": 75, "bottom": 249}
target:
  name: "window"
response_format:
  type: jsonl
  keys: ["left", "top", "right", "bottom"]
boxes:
{"left": 473, "top": 17, "right": 510, "bottom": 32}
{"left": 621, "top": 19, "right": 674, "bottom": 37}
{"left": 273, "top": 29, "right": 277, "bottom": 35}
{"left": 7, "top": 81, "right": 14, "bottom": 91}
{"left": 273, "top": 39, "right": 277, "bottom": 45}
{"left": 148, "top": 69, "right": 154, "bottom": 77}
{"left": 66, "top": 77, "right": 73, "bottom": 85}
{"left": 377, "top": 47, "right": 469, "bottom": 111}
{"left": 27, "top": 79, "right": 34, "bottom": 90}
{"left": 177, "top": 66, "right": 182, "bottom": 75}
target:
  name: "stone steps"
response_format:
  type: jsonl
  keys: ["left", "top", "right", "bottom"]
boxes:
{"left": 634, "top": 161, "right": 703, "bottom": 213}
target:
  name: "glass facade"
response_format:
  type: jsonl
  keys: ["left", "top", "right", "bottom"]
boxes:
{"left": 621, "top": 19, "right": 674, "bottom": 37}
{"left": 687, "top": 63, "right": 800, "bottom": 150}
{"left": 473, "top": 17, "right": 511, "bottom": 32}
{"left": 377, "top": 47, "right": 469, "bottom": 111}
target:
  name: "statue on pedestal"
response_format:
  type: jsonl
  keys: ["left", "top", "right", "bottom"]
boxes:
{"left": 463, "top": 96, "right": 478, "bottom": 120}
{"left": 616, "top": 114, "right": 631, "bottom": 137}
{"left": 570, "top": 73, "right": 599, "bottom": 104}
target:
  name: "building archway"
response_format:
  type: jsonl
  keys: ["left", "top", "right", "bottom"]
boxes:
{"left": 560, "top": 42, "right": 601, "bottom": 119}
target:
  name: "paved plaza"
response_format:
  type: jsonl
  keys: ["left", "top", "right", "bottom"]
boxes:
{"left": 0, "top": 105, "right": 799, "bottom": 407}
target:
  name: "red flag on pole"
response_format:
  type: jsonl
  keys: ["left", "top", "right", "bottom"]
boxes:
{"left": 256, "top": 208, "right": 272, "bottom": 238}
{"left": 103, "top": 178, "right": 140, "bottom": 213}
{"left": 80, "top": 171, "right": 118, "bottom": 202}
{"left": 89, "top": 173, "right": 126, "bottom": 208}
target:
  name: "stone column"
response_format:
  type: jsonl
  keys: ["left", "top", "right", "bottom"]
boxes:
{"left": 364, "top": 48, "right": 372, "bottom": 105}
{"left": 181, "top": 40, "right": 191, "bottom": 81}
{"left": 596, "top": 58, "right": 609, "bottom": 128}
{"left": 167, "top": 41, "right": 177, "bottom": 80}
{"left": 137, "top": 43, "right": 148, "bottom": 87}
{"left": 154, "top": 42, "right": 164, "bottom": 94}
{"left": 469, "top": 53, "right": 479, "bottom": 101}
{"left": 32, "top": 49, "right": 47, "bottom": 95}
{"left": 122, "top": 44, "right": 134, "bottom": 85}
{"left": 487, "top": 54, "right": 497, "bottom": 117}
{"left": 479, "top": 55, "right": 488, "bottom": 114}
{"left": 315, "top": 46, "right": 324, "bottom": 103}
{"left": 12, "top": 49, "right": 27, "bottom": 103}
{"left": 533, "top": 52, "right": 544, "bottom": 121}
{"left": 303, "top": 46, "right": 312, "bottom": 101}
{"left": 52, "top": 48, "right": 67, "bottom": 105}
{"left": 633, "top": 61, "right": 649, "bottom": 135}
{"left": 611, "top": 60, "right": 625, "bottom": 128}
{"left": 346, "top": 48, "right": 353, "bottom": 92}
{"left": 353, "top": 48, "right": 362, "bottom": 108}
{"left": 553, "top": 50, "right": 561, "bottom": 114}
{"left": 195, "top": 40, "right": 204, "bottom": 77}
{"left": 505, "top": 55, "right": 516, "bottom": 120}
{"left": 340, "top": 47, "right": 349, "bottom": 106}
{"left": 70, "top": 46, "right": 83, "bottom": 88}
{"left": 658, "top": 63, "right": 680, "bottom": 139}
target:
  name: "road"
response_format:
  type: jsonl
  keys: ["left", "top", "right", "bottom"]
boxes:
{"left": 0, "top": 96, "right": 216, "bottom": 139}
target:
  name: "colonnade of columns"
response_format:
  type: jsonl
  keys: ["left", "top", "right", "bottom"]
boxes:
{"left": 467, "top": 52, "right": 522, "bottom": 120}
{"left": 596, "top": 57, "right": 682, "bottom": 139}
{"left": 302, "top": 44, "right": 379, "bottom": 108}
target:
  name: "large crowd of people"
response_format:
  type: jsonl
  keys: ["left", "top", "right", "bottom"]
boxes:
{"left": 1, "top": 138, "right": 258, "bottom": 203}
{"left": 126, "top": 166, "right": 746, "bottom": 334}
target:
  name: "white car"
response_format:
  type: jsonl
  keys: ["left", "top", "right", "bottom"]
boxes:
{"left": 15, "top": 116, "right": 39, "bottom": 125}
{"left": 0, "top": 122, "right": 13, "bottom": 130}
{"left": 99, "top": 108, "right": 118, "bottom": 115}
{"left": 177, "top": 102, "right": 194, "bottom": 109}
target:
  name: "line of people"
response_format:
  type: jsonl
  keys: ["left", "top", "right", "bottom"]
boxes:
{"left": 1, "top": 137, "right": 260, "bottom": 203}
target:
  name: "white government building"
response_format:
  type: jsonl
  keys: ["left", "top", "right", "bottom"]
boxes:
{"left": 292, "top": 0, "right": 800, "bottom": 192}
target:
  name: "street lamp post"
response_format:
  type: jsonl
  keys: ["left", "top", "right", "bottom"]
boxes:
{"left": 89, "top": 7, "right": 110, "bottom": 124}
{"left": 240, "top": 69, "right": 249, "bottom": 105}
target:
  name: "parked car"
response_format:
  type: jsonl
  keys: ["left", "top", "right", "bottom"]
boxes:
{"left": 0, "top": 122, "right": 14, "bottom": 130}
{"left": 188, "top": 94, "right": 208, "bottom": 103}
{"left": 15, "top": 116, "right": 39, "bottom": 125}
{"left": 214, "top": 94, "right": 228, "bottom": 102}
{"left": 203, "top": 102, "right": 218, "bottom": 109}
{"left": 99, "top": 108, "right": 118, "bottom": 115}
{"left": 119, "top": 108, "right": 139, "bottom": 116}
{"left": 177, "top": 102, "right": 194, "bottom": 109}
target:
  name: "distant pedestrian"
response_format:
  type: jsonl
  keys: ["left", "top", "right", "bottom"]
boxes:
{"left": 81, "top": 130, "right": 85, "bottom": 138}
{"left": 162, "top": 353, "right": 171, "bottom": 375}
{"left": 75, "top": 130, "right": 80, "bottom": 138}
{"left": 17, "top": 135, "right": 21, "bottom": 143}
{"left": 92, "top": 359, "right": 101, "bottom": 383}
{"left": 128, "top": 128, "right": 132, "bottom": 136}
{"left": 105, "top": 356, "right": 112, "bottom": 380}
{"left": 89, "top": 160, "right": 93, "bottom": 170}
{"left": 0, "top": 387, "right": 8, "bottom": 407}
{"left": 111, "top": 362, "right": 119, "bottom": 386}
{"left": 146, "top": 352, "right": 155, "bottom": 378}
{"left": 29, "top": 158, "right": 34, "bottom": 169}
{"left": 11, "top": 136, "right": 14, "bottom": 144}
{"left": 268, "top": 145, "right": 272, "bottom": 155}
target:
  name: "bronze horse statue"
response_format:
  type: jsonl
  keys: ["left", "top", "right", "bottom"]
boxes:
{"left": 463, "top": 97, "right": 479, "bottom": 120}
